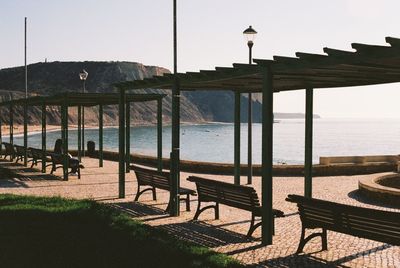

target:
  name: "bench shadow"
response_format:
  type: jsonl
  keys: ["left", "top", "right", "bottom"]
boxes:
{"left": 348, "top": 189, "right": 399, "bottom": 209}
{"left": 111, "top": 201, "right": 167, "bottom": 218}
{"left": 258, "top": 244, "right": 392, "bottom": 268}
{"left": 159, "top": 221, "right": 252, "bottom": 247}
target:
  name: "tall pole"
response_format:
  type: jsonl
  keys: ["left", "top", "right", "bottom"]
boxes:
{"left": 157, "top": 98, "right": 163, "bottom": 172}
{"left": 305, "top": 88, "right": 314, "bottom": 197}
{"left": 125, "top": 102, "right": 131, "bottom": 173}
{"left": 99, "top": 104, "right": 103, "bottom": 167}
{"left": 234, "top": 91, "right": 241, "bottom": 184}
{"left": 82, "top": 80, "right": 85, "bottom": 156}
{"left": 23, "top": 102, "right": 28, "bottom": 166}
{"left": 41, "top": 103, "right": 46, "bottom": 173}
{"left": 25, "top": 17, "right": 27, "bottom": 99}
{"left": 247, "top": 40, "right": 254, "bottom": 184}
{"left": 77, "top": 106, "right": 82, "bottom": 161}
{"left": 118, "top": 89, "right": 126, "bottom": 198}
{"left": 261, "top": 65, "right": 274, "bottom": 245}
{"left": 170, "top": 0, "right": 180, "bottom": 216}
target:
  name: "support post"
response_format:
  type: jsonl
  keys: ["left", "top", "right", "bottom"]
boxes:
{"left": 261, "top": 65, "right": 274, "bottom": 245}
{"left": 99, "top": 104, "right": 103, "bottom": 168}
{"left": 247, "top": 94, "right": 253, "bottom": 184}
{"left": 77, "top": 106, "right": 82, "bottom": 161}
{"left": 10, "top": 104, "right": 13, "bottom": 160}
{"left": 41, "top": 103, "right": 46, "bottom": 173}
{"left": 157, "top": 98, "right": 163, "bottom": 172}
{"left": 170, "top": 79, "right": 180, "bottom": 216}
{"left": 23, "top": 102, "right": 28, "bottom": 166}
{"left": 125, "top": 102, "right": 130, "bottom": 173}
{"left": 234, "top": 91, "right": 241, "bottom": 184}
{"left": 0, "top": 113, "right": 2, "bottom": 155}
{"left": 61, "top": 102, "right": 69, "bottom": 181}
{"left": 305, "top": 88, "right": 314, "bottom": 198}
{"left": 82, "top": 106, "right": 85, "bottom": 157}
{"left": 118, "top": 89, "right": 126, "bottom": 198}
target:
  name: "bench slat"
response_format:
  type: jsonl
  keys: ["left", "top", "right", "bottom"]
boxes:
{"left": 287, "top": 194, "right": 400, "bottom": 247}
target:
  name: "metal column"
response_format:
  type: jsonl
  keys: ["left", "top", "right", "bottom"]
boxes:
{"left": 61, "top": 101, "right": 69, "bottom": 181}
{"left": 261, "top": 65, "right": 274, "bottom": 245}
{"left": 125, "top": 102, "right": 130, "bottom": 173}
{"left": 170, "top": 78, "right": 180, "bottom": 216}
{"left": 10, "top": 104, "right": 13, "bottom": 160}
{"left": 305, "top": 88, "right": 314, "bottom": 198}
{"left": 247, "top": 92, "right": 253, "bottom": 184}
{"left": 41, "top": 103, "right": 46, "bottom": 173}
{"left": 234, "top": 91, "right": 241, "bottom": 184}
{"left": 118, "top": 89, "right": 126, "bottom": 198}
{"left": 99, "top": 104, "right": 103, "bottom": 168}
{"left": 77, "top": 106, "right": 82, "bottom": 161}
{"left": 0, "top": 113, "right": 2, "bottom": 155}
{"left": 169, "top": 0, "right": 180, "bottom": 216}
{"left": 157, "top": 98, "right": 163, "bottom": 172}
{"left": 23, "top": 102, "right": 28, "bottom": 166}
{"left": 82, "top": 106, "right": 85, "bottom": 156}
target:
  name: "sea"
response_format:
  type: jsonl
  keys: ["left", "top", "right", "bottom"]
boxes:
{"left": 5, "top": 118, "right": 400, "bottom": 164}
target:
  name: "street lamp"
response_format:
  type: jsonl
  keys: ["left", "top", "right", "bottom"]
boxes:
{"left": 79, "top": 69, "right": 88, "bottom": 92}
{"left": 243, "top": 25, "right": 257, "bottom": 184}
{"left": 243, "top": 26, "right": 257, "bottom": 64}
{"left": 79, "top": 69, "right": 88, "bottom": 157}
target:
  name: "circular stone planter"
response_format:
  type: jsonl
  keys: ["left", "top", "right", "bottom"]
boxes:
{"left": 359, "top": 174, "right": 400, "bottom": 208}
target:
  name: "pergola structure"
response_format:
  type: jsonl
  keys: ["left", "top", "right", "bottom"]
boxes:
{"left": 0, "top": 92, "right": 165, "bottom": 182}
{"left": 116, "top": 36, "right": 400, "bottom": 245}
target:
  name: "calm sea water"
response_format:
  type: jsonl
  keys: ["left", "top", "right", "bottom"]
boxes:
{"left": 5, "top": 118, "right": 400, "bottom": 164}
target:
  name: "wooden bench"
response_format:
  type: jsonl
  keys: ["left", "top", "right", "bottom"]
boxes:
{"left": 28, "top": 148, "right": 52, "bottom": 169}
{"left": 14, "top": 145, "right": 31, "bottom": 163}
{"left": 286, "top": 194, "right": 400, "bottom": 253}
{"left": 49, "top": 153, "right": 82, "bottom": 179}
{"left": 131, "top": 165, "right": 196, "bottom": 212}
{"left": 187, "top": 176, "right": 285, "bottom": 237}
{"left": 1, "top": 142, "right": 15, "bottom": 160}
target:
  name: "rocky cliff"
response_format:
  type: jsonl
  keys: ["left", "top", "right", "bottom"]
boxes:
{"left": 0, "top": 61, "right": 264, "bottom": 125}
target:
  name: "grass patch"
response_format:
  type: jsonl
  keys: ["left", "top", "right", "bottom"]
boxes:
{"left": 0, "top": 194, "right": 243, "bottom": 268}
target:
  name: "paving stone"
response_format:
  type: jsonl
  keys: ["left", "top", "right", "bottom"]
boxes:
{"left": 0, "top": 158, "right": 398, "bottom": 267}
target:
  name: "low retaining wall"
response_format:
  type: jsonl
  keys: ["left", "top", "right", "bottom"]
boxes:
{"left": 90, "top": 150, "right": 397, "bottom": 177}
{"left": 359, "top": 174, "right": 400, "bottom": 207}
{"left": 320, "top": 155, "right": 399, "bottom": 165}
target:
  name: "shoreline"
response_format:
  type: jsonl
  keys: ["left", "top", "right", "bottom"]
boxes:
{"left": 0, "top": 121, "right": 225, "bottom": 137}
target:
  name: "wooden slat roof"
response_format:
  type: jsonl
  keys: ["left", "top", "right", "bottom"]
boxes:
{"left": 0, "top": 92, "right": 165, "bottom": 107}
{"left": 115, "top": 37, "right": 400, "bottom": 92}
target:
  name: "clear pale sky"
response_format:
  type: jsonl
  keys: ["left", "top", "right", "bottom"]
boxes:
{"left": 2, "top": 0, "right": 400, "bottom": 118}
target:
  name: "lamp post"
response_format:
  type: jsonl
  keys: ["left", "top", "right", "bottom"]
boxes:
{"left": 243, "top": 26, "right": 257, "bottom": 184}
{"left": 79, "top": 69, "right": 88, "bottom": 156}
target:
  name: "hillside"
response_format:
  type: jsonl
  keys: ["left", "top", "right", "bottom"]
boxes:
{"left": 0, "top": 61, "right": 318, "bottom": 125}
{"left": 0, "top": 61, "right": 266, "bottom": 125}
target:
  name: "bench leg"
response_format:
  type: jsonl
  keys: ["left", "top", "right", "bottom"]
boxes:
{"left": 185, "top": 194, "right": 190, "bottom": 211}
{"left": 193, "top": 201, "right": 219, "bottom": 221}
{"left": 322, "top": 228, "right": 328, "bottom": 250}
{"left": 134, "top": 185, "right": 141, "bottom": 201}
{"left": 134, "top": 186, "right": 155, "bottom": 202}
{"left": 152, "top": 187, "right": 157, "bottom": 200}
{"left": 50, "top": 164, "right": 55, "bottom": 174}
{"left": 215, "top": 202, "right": 219, "bottom": 219}
{"left": 77, "top": 167, "right": 81, "bottom": 179}
{"left": 193, "top": 201, "right": 202, "bottom": 220}
{"left": 296, "top": 226, "right": 328, "bottom": 253}
{"left": 247, "top": 213, "right": 258, "bottom": 237}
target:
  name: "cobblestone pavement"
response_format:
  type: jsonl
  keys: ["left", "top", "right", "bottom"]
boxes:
{"left": 0, "top": 158, "right": 399, "bottom": 267}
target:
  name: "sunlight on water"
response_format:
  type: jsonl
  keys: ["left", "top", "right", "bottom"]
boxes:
{"left": 6, "top": 118, "right": 400, "bottom": 164}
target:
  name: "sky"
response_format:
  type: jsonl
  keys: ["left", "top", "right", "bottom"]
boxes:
{"left": 2, "top": 0, "right": 400, "bottom": 118}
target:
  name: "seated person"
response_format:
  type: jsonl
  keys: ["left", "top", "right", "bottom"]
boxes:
{"left": 54, "top": 139, "right": 83, "bottom": 175}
